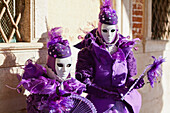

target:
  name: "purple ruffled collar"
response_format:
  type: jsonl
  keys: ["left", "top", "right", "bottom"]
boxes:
{"left": 16, "top": 61, "right": 86, "bottom": 113}
{"left": 88, "top": 33, "right": 140, "bottom": 63}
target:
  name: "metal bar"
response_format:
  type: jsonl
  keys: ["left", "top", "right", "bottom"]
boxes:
{"left": 15, "top": 29, "right": 22, "bottom": 41}
{"left": 0, "top": 0, "right": 11, "bottom": 42}
{"left": 3, "top": 0, "right": 16, "bottom": 26}
{"left": 3, "top": 0, "right": 22, "bottom": 42}
{"left": 152, "top": 0, "right": 169, "bottom": 40}
{"left": 0, "top": 24, "right": 9, "bottom": 43}
{"left": 13, "top": 0, "right": 15, "bottom": 17}
{"left": 8, "top": 13, "right": 22, "bottom": 42}
{"left": 0, "top": 0, "right": 10, "bottom": 19}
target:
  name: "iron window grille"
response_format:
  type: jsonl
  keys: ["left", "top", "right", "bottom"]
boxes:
{"left": 152, "top": 0, "right": 170, "bottom": 40}
{"left": 0, "top": 0, "right": 24, "bottom": 43}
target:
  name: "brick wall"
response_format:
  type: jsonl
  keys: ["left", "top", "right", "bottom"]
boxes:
{"left": 132, "top": 0, "right": 145, "bottom": 39}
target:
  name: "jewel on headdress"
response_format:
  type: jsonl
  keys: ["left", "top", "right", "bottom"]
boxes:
{"left": 54, "top": 55, "right": 57, "bottom": 58}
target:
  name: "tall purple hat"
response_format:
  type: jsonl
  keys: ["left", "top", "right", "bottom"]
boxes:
{"left": 99, "top": 0, "right": 118, "bottom": 25}
{"left": 46, "top": 27, "right": 71, "bottom": 73}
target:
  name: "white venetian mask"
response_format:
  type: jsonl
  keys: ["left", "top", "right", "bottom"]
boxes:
{"left": 101, "top": 23, "right": 117, "bottom": 44}
{"left": 55, "top": 56, "right": 72, "bottom": 80}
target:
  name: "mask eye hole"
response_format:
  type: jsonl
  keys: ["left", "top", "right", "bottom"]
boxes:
{"left": 102, "top": 29, "right": 107, "bottom": 33}
{"left": 57, "top": 63, "right": 63, "bottom": 67}
{"left": 67, "top": 64, "right": 71, "bottom": 67}
{"left": 111, "top": 29, "right": 115, "bottom": 32}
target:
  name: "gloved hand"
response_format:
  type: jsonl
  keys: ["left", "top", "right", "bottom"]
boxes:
{"left": 134, "top": 78, "right": 145, "bottom": 89}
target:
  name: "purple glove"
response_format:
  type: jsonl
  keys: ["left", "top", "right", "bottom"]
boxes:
{"left": 134, "top": 78, "right": 145, "bottom": 89}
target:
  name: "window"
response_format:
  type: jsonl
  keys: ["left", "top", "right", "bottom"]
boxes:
{"left": 152, "top": 0, "right": 170, "bottom": 40}
{"left": 0, "top": 0, "right": 25, "bottom": 43}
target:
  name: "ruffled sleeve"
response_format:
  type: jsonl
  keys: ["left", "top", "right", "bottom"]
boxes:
{"left": 74, "top": 29, "right": 97, "bottom": 49}
{"left": 75, "top": 48, "right": 94, "bottom": 85}
{"left": 126, "top": 50, "right": 137, "bottom": 77}
{"left": 17, "top": 61, "right": 86, "bottom": 113}
{"left": 125, "top": 50, "right": 139, "bottom": 89}
{"left": 63, "top": 78, "right": 86, "bottom": 95}
{"left": 116, "top": 35, "right": 138, "bottom": 77}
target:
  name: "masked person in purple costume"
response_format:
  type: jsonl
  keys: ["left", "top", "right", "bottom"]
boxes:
{"left": 74, "top": 0, "right": 144, "bottom": 113}
{"left": 17, "top": 27, "right": 85, "bottom": 113}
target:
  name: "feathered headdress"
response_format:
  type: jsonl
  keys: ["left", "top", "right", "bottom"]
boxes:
{"left": 99, "top": 0, "right": 118, "bottom": 25}
{"left": 47, "top": 27, "right": 71, "bottom": 58}
{"left": 46, "top": 27, "right": 72, "bottom": 73}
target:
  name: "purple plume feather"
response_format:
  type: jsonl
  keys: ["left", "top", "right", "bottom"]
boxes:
{"left": 101, "top": 0, "right": 112, "bottom": 9}
{"left": 47, "top": 27, "right": 69, "bottom": 48}
{"left": 121, "top": 56, "right": 165, "bottom": 100}
{"left": 147, "top": 56, "right": 165, "bottom": 88}
{"left": 48, "top": 27, "right": 62, "bottom": 41}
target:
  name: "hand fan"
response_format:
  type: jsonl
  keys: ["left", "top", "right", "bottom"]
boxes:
{"left": 66, "top": 94, "right": 97, "bottom": 113}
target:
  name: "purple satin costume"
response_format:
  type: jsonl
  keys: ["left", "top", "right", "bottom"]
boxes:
{"left": 75, "top": 29, "right": 142, "bottom": 113}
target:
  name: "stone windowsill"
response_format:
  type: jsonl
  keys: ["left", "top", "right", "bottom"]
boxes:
{"left": 144, "top": 39, "right": 170, "bottom": 53}
{"left": 0, "top": 42, "right": 46, "bottom": 51}
{"left": 0, "top": 40, "right": 169, "bottom": 52}
{"left": 132, "top": 39, "right": 170, "bottom": 54}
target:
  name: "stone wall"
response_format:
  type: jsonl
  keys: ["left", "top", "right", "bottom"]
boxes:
{"left": 132, "top": 0, "right": 169, "bottom": 112}
{"left": 134, "top": 41, "right": 167, "bottom": 113}
{"left": 0, "top": 0, "right": 48, "bottom": 112}
{"left": 0, "top": 43, "right": 47, "bottom": 113}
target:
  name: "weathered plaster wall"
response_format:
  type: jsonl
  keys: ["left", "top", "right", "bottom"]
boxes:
{"left": 0, "top": 0, "right": 48, "bottom": 112}
{"left": 0, "top": 43, "right": 46, "bottom": 113}
{"left": 138, "top": 40, "right": 170, "bottom": 113}
{"left": 134, "top": 41, "right": 166, "bottom": 113}
{"left": 161, "top": 46, "right": 170, "bottom": 113}
{"left": 134, "top": 0, "right": 169, "bottom": 112}
{"left": 47, "top": 0, "right": 100, "bottom": 76}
